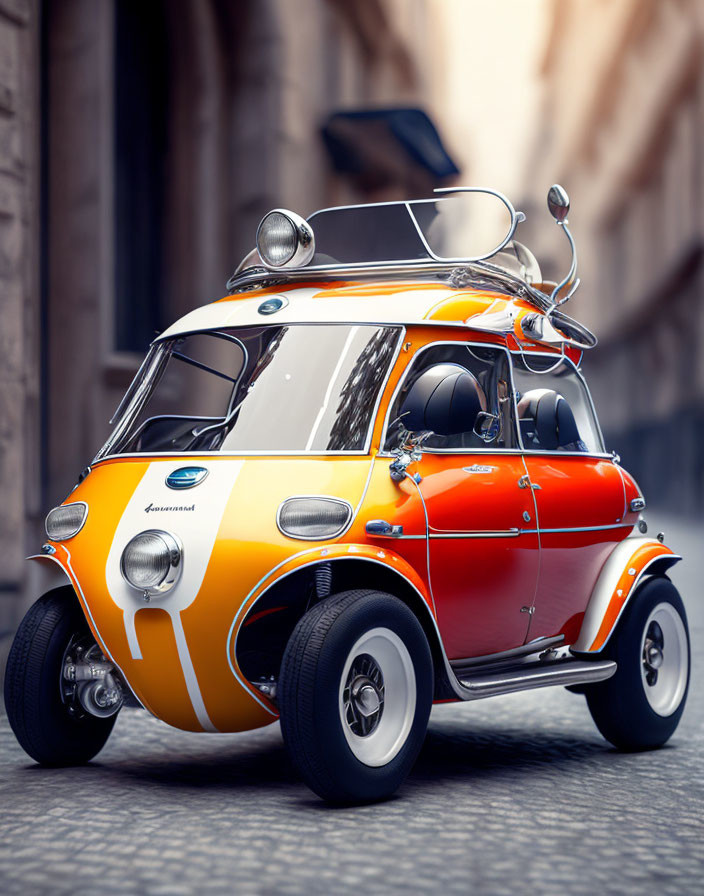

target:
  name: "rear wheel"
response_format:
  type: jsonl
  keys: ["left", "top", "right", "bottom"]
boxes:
{"left": 4, "top": 588, "right": 120, "bottom": 766}
{"left": 585, "top": 577, "right": 690, "bottom": 750}
{"left": 278, "top": 590, "right": 433, "bottom": 803}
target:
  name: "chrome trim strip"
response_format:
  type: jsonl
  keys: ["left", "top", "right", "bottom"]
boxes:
{"left": 520, "top": 522, "right": 633, "bottom": 535}
{"left": 450, "top": 634, "right": 564, "bottom": 670}
{"left": 403, "top": 471, "right": 436, "bottom": 617}
{"left": 429, "top": 529, "right": 521, "bottom": 539}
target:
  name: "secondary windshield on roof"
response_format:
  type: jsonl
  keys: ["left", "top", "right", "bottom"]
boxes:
{"left": 306, "top": 191, "right": 514, "bottom": 267}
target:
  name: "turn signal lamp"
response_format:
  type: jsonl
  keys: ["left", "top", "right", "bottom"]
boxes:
{"left": 277, "top": 497, "right": 352, "bottom": 540}
{"left": 45, "top": 503, "right": 88, "bottom": 541}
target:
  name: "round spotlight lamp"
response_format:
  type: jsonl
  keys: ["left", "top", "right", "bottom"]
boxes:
{"left": 256, "top": 209, "right": 316, "bottom": 268}
{"left": 120, "top": 529, "right": 182, "bottom": 598}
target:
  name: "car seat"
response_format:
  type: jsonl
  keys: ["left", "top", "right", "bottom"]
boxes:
{"left": 517, "top": 389, "right": 585, "bottom": 451}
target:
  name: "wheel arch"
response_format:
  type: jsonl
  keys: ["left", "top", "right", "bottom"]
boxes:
{"left": 572, "top": 537, "right": 681, "bottom": 654}
{"left": 27, "top": 553, "right": 79, "bottom": 597}
{"left": 233, "top": 555, "right": 457, "bottom": 700}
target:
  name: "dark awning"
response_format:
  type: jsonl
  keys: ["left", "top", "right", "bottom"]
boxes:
{"left": 321, "top": 108, "right": 460, "bottom": 191}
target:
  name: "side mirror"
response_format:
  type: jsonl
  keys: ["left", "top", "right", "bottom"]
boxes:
{"left": 399, "top": 364, "right": 484, "bottom": 436}
{"left": 547, "top": 184, "right": 570, "bottom": 223}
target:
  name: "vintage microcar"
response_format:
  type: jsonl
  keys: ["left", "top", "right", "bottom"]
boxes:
{"left": 4, "top": 187, "right": 690, "bottom": 803}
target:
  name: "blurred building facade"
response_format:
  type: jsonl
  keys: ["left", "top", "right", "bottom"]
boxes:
{"left": 523, "top": 0, "right": 704, "bottom": 515}
{"left": 0, "top": 0, "right": 456, "bottom": 639}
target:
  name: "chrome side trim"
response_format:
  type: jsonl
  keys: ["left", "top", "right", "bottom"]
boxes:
{"left": 450, "top": 634, "right": 564, "bottom": 670}
{"left": 429, "top": 529, "right": 521, "bottom": 539}
{"left": 520, "top": 522, "right": 633, "bottom": 535}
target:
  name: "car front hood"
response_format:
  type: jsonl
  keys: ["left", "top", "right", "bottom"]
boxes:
{"left": 43, "top": 455, "right": 374, "bottom": 732}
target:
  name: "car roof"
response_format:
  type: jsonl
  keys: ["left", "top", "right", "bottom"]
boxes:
{"left": 157, "top": 280, "right": 593, "bottom": 357}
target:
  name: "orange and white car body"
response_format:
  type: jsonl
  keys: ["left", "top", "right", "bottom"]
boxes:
{"left": 31, "top": 279, "right": 679, "bottom": 734}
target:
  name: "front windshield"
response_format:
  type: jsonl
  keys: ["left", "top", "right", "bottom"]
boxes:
{"left": 98, "top": 324, "right": 401, "bottom": 457}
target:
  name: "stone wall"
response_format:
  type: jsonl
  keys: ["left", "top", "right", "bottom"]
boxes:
{"left": 0, "top": 0, "right": 40, "bottom": 639}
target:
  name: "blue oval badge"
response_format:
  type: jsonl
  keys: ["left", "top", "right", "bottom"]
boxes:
{"left": 166, "top": 467, "right": 209, "bottom": 490}
{"left": 258, "top": 296, "right": 288, "bottom": 315}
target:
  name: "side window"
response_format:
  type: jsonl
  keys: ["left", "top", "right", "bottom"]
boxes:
{"left": 384, "top": 344, "right": 518, "bottom": 451}
{"left": 512, "top": 354, "right": 604, "bottom": 454}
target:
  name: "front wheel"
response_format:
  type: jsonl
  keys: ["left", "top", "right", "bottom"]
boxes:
{"left": 585, "top": 577, "right": 690, "bottom": 751}
{"left": 4, "top": 588, "right": 120, "bottom": 766}
{"left": 278, "top": 590, "right": 433, "bottom": 803}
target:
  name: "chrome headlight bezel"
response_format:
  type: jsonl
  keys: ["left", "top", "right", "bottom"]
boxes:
{"left": 277, "top": 496, "right": 353, "bottom": 541}
{"left": 120, "top": 529, "right": 183, "bottom": 597}
{"left": 45, "top": 502, "right": 89, "bottom": 541}
{"left": 256, "top": 208, "right": 316, "bottom": 269}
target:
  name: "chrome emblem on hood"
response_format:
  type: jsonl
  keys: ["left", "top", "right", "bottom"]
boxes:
{"left": 165, "top": 467, "right": 209, "bottom": 490}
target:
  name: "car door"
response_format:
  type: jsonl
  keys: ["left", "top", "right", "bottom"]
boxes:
{"left": 384, "top": 341, "right": 540, "bottom": 661}
{"left": 513, "top": 352, "right": 628, "bottom": 645}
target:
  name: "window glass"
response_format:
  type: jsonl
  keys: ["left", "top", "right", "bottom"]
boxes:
{"left": 100, "top": 324, "right": 400, "bottom": 456}
{"left": 384, "top": 344, "right": 518, "bottom": 451}
{"left": 512, "top": 354, "right": 604, "bottom": 453}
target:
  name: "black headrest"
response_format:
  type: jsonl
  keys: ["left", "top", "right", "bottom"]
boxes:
{"left": 534, "top": 391, "right": 580, "bottom": 449}
{"left": 402, "top": 363, "right": 484, "bottom": 436}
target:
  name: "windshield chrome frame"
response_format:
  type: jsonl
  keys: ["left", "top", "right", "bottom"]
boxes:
{"left": 303, "top": 187, "right": 526, "bottom": 269}
{"left": 95, "top": 323, "right": 406, "bottom": 461}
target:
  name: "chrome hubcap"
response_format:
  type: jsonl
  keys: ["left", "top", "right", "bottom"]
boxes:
{"left": 639, "top": 603, "right": 688, "bottom": 717}
{"left": 343, "top": 654, "right": 385, "bottom": 737}
{"left": 338, "top": 627, "right": 416, "bottom": 768}
{"left": 642, "top": 620, "right": 664, "bottom": 685}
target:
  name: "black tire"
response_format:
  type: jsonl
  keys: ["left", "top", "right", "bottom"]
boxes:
{"left": 585, "top": 576, "right": 690, "bottom": 751}
{"left": 3, "top": 587, "right": 118, "bottom": 766}
{"left": 279, "top": 590, "right": 433, "bottom": 804}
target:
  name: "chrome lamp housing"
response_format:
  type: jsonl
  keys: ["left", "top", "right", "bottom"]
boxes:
{"left": 256, "top": 209, "right": 316, "bottom": 268}
{"left": 120, "top": 530, "right": 183, "bottom": 599}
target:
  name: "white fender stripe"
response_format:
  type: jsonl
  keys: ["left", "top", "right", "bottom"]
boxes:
{"left": 105, "top": 460, "right": 244, "bottom": 732}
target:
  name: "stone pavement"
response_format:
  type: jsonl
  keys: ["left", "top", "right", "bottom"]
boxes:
{"left": 1, "top": 513, "right": 702, "bottom": 895}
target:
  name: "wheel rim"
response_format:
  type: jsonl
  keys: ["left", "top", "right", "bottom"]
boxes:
{"left": 640, "top": 602, "right": 689, "bottom": 717}
{"left": 339, "top": 627, "right": 416, "bottom": 767}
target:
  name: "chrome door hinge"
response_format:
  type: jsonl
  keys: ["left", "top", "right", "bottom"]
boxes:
{"left": 518, "top": 474, "right": 541, "bottom": 490}
{"left": 520, "top": 606, "right": 535, "bottom": 615}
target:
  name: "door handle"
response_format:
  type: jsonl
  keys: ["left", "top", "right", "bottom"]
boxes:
{"left": 518, "top": 475, "right": 541, "bottom": 490}
{"left": 366, "top": 520, "right": 404, "bottom": 537}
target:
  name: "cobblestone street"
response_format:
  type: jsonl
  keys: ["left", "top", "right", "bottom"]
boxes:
{"left": 1, "top": 515, "right": 702, "bottom": 895}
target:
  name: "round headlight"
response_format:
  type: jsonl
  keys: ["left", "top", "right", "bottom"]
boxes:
{"left": 277, "top": 496, "right": 352, "bottom": 541}
{"left": 256, "top": 208, "right": 315, "bottom": 268}
{"left": 45, "top": 502, "right": 88, "bottom": 541}
{"left": 120, "top": 530, "right": 182, "bottom": 597}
